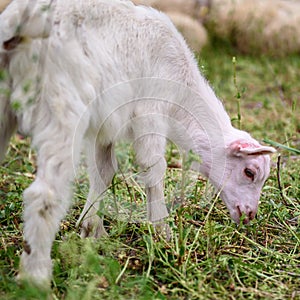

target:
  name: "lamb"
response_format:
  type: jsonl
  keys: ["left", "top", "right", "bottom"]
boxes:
{"left": 0, "top": 0, "right": 276, "bottom": 284}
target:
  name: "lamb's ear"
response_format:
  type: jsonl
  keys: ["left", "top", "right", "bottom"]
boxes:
{"left": 228, "top": 140, "right": 276, "bottom": 157}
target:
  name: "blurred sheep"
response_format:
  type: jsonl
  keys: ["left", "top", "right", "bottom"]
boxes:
{"left": 166, "top": 12, "right": 208, "bottom": 52}
{"left": 133, "top": 0, "right": 210, "bottom": 52}
{"left": 0, "top": 0, "right": 10, "bottom": 12}
{"left": 209, "top": 0, "right": 300, "bottom": 56}
{"left": 133, "top": 0, "right": 210, "bottom": 21}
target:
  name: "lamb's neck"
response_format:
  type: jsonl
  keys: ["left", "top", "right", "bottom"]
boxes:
{"left": 191, "top": 120, "right": 253, "bottom": 179}
{"left": 183, "top": 85, "right": 233, "bottom": 152}
{"left": 178, "top": 79, "right": 251, "bottom": 177}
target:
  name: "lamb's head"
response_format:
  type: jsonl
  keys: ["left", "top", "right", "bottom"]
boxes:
{"left": 0, "top": 0, "right": 52, "bottom": 51}
{"left": 208, "top": 139, "right": 276, "bottom": 224}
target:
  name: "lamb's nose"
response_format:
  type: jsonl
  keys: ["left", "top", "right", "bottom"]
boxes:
{"left": 237, "top": 205, "right": 255, "bottom": 224}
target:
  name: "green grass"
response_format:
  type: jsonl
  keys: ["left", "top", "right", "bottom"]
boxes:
{"left": 1, "top": 41, "right": 299, "bottom": 299}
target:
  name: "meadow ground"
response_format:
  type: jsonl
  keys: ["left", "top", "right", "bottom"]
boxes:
{"left": 0, "top": 40, "right": 299, "bottom": 299}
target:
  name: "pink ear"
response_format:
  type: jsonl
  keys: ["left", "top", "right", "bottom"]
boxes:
{"left": 228, "top": 140, "right": 276, "bottom": 157}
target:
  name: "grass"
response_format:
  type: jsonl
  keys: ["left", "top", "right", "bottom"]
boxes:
{"left": 0, "top": 40, "right": 299, "bottom": 299}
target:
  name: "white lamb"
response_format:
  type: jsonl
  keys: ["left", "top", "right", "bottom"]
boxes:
{"left": 0, "top": 0, "right": 275, "bottom": 284}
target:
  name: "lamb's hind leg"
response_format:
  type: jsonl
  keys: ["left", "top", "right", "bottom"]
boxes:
{"left": 134, "top": 135, "right": 170, "bottom": 237}
{"left": 19, "top": 131, "right": 81, "bottom": 284}
{"left": 0, "top": 66, "right": 17, "bottom": 163}
{"left": 77, "top": 142, "right": 117, "bottom": 238}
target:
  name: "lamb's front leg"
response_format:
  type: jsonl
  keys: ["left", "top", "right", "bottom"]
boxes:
{"left": 146, "top": 180, "right": 168, "bottom": 224}
{"left": 146, "top": 179, "right": 171, "bottom": 240}
{"left": 134, "top": 135, "right": 170, "bottom": 238}
{"left": 77, "top": 143, "right": 117, "bottom": 238}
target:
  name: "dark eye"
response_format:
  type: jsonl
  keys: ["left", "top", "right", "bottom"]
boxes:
{"left": 244, "top": 168, "right": 255, "bottom": 181}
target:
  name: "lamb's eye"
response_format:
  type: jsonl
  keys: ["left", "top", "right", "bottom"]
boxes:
{"left": 244, "top": 168, "right": 255, "bottom": 181}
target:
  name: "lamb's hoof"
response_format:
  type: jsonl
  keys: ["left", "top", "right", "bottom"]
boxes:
{"left": 17, "top": 272, "right": 51, "bottom": 290}
{"left": 17, "top": 252, "right": 52, "bottom": 288}
{"left": 153, "top": 220, "right": 171, "bottom": 241}
{"left": 80, "top": 216, "right": 108, "bottom": 238}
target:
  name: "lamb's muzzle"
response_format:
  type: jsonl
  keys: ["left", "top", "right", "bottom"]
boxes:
{"left": 236, "top": 204, "right": 256, "bottom": 225}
